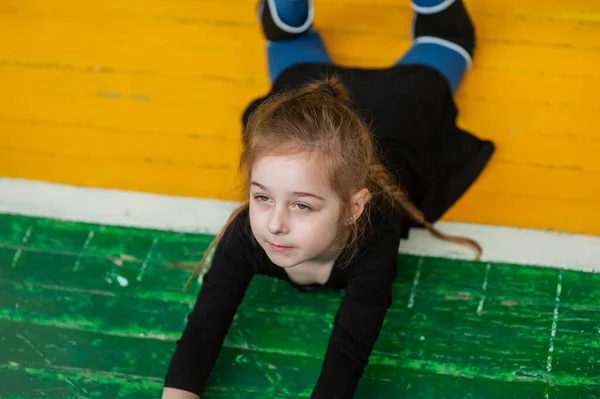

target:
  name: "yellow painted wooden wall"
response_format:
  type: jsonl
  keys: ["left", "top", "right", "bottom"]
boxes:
{"left": 1, "top": 0, "right": 599, "bottom": 235}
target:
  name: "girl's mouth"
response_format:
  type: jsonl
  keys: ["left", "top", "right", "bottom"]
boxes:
{"left": 269, "top": 243, "right": 293, "bottom": 252}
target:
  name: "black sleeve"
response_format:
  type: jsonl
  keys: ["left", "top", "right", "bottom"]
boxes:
{"left": 311, "top": 207, "right": 402, "bottom": 399}
{"left": 163, "top": 212, "right": 255, "bottom": 395}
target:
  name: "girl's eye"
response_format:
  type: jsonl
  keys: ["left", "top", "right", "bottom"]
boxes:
{"left": 255, "top": 195, "right": 270, "bottom": 202}
{"left": 295, "top": 203, "right": 312, "bottom": 211}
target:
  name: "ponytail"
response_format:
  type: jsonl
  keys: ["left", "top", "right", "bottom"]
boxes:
{"left": 368, "top": 163, "right": 482, "bottom": 259}
{"left": 302, "top": 74, "right": 351, "bottom": 103}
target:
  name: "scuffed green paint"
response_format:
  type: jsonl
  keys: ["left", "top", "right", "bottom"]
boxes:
{"left": 0, "top": 213, "right": 599, "bottom": 398}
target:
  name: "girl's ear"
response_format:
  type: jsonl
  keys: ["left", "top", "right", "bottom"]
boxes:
{"left": 350, "top": 188, "right": 370, "bottom": 222}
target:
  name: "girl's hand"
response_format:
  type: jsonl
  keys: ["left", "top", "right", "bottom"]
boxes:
{"left": 161, "top": 387, "right": 200, "bottom": 399}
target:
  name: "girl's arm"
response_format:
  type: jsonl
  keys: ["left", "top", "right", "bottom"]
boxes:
{"left": 311, "top": 210, "right": 403, "bottom": 398}
{"left": 163, "top": 212, "right": 255, "bottom": 396}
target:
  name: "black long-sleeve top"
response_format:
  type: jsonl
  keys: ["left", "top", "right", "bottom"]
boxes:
{"left": 164, "top": 200, "right": 403, "bottom": 398}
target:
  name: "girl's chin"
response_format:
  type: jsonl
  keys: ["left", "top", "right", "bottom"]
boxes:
{"left": 264, "top": 251, "right": 303, "bottom": 269}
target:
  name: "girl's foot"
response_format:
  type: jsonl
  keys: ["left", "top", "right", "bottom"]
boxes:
{"left": 258, "top": 0, "right": 315, "bottom": 41}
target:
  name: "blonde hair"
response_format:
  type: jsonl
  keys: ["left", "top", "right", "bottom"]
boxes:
{"left": 184, "top": 75, "right": 481, "bottom": 290}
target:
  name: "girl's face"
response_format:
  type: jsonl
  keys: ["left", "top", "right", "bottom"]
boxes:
{"left": 249, "top": 153, "right": 343, "bottom": 269}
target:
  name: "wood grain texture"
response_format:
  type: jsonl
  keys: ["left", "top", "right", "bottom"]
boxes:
{"left": 1, "top": 213, "right": 599, "bottom": 398}
{"left": 0, "top": 0, "right": 599, "bottom": 234}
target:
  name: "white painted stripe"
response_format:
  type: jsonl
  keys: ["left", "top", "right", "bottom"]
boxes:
{"left": 546, "top": 271, "right": 563, "bottom": 372}
{"left": 407, "top": 258, "right": 423, "bottom": 309}
{"left": 11, "top": 226, "right": 32, "bottom": 268}
{"left": 137, "top": 237, "right": 159, "bottom": 282}
{"left": 73, "top": 230, "right": 95, "bottom": 271}
{"left": 0, "top": 178, "right": 239, "bottom": 235}
{"left": 0, "top": 178, "right": 599, "bottom": 272}
{"left": 411, "top": 0, "right": 457, "bottom": 15}
{"left": 413, "top": 36, "right": 473, "bottom": 69}
{"left": 476, "top": 263, "right": 491, "bottom": 315}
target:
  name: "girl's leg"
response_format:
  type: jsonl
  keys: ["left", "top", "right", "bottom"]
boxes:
{"left": 396, "top": 0, "right": 475, "bottom": 93}
{"left": 259, "top": 0, "right": 333, "bottom": 82}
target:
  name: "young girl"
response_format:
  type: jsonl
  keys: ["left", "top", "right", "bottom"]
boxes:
{"left": 163, "top": 0, "right": 494, "bottom": 397}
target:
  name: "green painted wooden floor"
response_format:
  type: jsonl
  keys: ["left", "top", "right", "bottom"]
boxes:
{"left": 0, "top": 213, "right": 599, "bottom": 398}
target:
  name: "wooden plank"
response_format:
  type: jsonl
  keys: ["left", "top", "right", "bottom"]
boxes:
{"left": 0, "top": 364, "right": 163, "bottom": 399}
{"left": 2, "top": 319, "right": 587, "bottom": 398}
{"left": 10, "top": 362, "right": 586, "bottom": 399}
{"left": 444, "top": 190, "right": 600, "bottom": 234}
{"left": 2, "top": 0, "right": 599, "bottom": 51}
